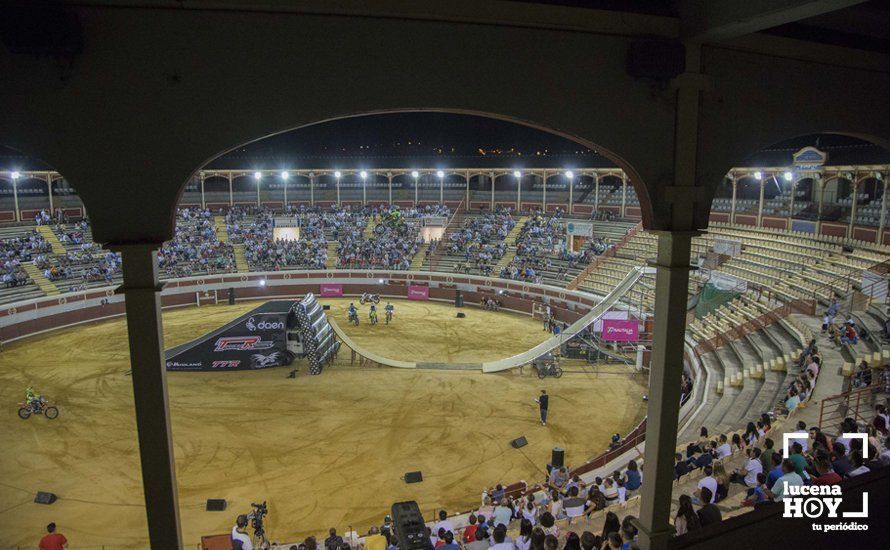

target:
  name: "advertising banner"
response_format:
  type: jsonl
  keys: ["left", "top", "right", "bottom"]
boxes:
{"left": 601, "top": 319, "right": 639, "bottom": 342}
{"left": 407, "top": 285, "right": 430, "bottom": 300}
{"left": 593, "top": 310, "right": 629, "bottom": 332}
{"left": 566, "top": 221, "right": 594, "bottom": 237}
{"left": 320, "top": 283, "right": 344, "bottom": 297}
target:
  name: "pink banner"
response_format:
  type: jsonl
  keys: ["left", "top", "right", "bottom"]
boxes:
{"left": 407, "top": 285, "right": 430, "bottom": 300}
{"left": 601, "top": 319, "right": 638, "bottom": 342}
{"left": 319, "top": 283, "right": 343, "bottom": 297}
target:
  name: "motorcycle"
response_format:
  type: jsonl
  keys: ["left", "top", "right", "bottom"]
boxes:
{"left": 18, "top": 400, "right": 59, "bottom": 420}
{"left": 359, "top": 293, "right": 380, "bottom": 305}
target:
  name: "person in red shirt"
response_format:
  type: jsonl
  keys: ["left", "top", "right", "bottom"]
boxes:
{"left": 811, "top": 458, "right": 842, "bottom": 486}
{"left": 39, "top": 523, "right": 67, "bottom": 550}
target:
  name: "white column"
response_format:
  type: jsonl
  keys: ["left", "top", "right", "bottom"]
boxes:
{"left": 47, "top": 174, "right": 55, "bottom": 213}
{"left": 440, "top": 174, "right": 444, "bottom": 205}
{"left": 594, "top": 174, "right": 600, "bottom": 212}
{"left": 282, "top": 174, "right": 287, "bottom": 208}
{"left": 309, "top": 173, "right": 315, "bottom": 206}
{"left": 730, "top": 176, "right": 737, "bottom": 224}
{"left": 568, "top": 174, "right": 574, "bottom": 214}
{"left": 362, "top": 175, "right": 367, "bottom": 206}
{"left": 256, "top": 174, "right": 261, "bottom": 207}
{"left": 620, "top": 174, "right": 627, "bottom": 218}
{"left": 200, "top": 173, "right": 206, "bottom": 210}
{"left": 336, "top": 177, "right": 341, "bottom": 206}
{"left": 490, "top": 172, "right": 495, "bottom": 210}
{"left": 227, "top": 174, "right": 233, "bottom": 207}
{"left": 113, "top": 244, "right": 183, "bottom": 548}
{"left": 414, "top": 175, "right": 419, "bottom": 206}
{"left": 516, "top": 174, "right": 521, "bottom": 212}
{"left": 816, "top": 174, "right": 825, "bottom": 235}
{"left": 12, "top": 176, "right": 20, "bottom": 222}
{"left": 757, "top": 176, "right": 766, "bottom": 227}
{"left": 788, "top": 179, "right": 796, "bottom": 231}
{"left": 388, "top": 172, "right": 393, "bottom": 205}
{"left": 466, "top": 170, "right": 471, "bottom": 207}
{"left": 848, "top": 176, "right": 859, "bottom": 239}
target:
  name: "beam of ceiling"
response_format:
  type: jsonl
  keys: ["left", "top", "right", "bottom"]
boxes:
{"left": 681, "top": 0, "right": 867, "bottom": 42}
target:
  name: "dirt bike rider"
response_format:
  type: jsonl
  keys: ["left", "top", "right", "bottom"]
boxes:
{"left": 384, "top": 302, "right": 394, "bottom": 324}
{"left": 25, "top": 386, "right": 44, "bottom": 411}
{"left": 348, "top": 303, "right": 359, "bottom": 325}
{"left": 369, "top": 304, "right": 378, "bottom": 325}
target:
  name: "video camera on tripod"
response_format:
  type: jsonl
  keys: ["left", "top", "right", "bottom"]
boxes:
{"left": 248, "top": 501, "right": 268, "bottom": 539}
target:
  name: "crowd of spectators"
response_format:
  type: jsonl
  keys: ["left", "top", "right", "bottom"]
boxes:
{"left": 157, "top": 208, "right": 235, "bottom": 277}
{"left": 1, "top": 230, "right": 53, "bottom": 288}
{"left": 239, "top": 209, "right": 328, "bottom": 270}
{"left": 445, "top": 209, "right": 515, "bottom": 276}
{"left": 35, "top": 245, "right": 121, "bottom": 287}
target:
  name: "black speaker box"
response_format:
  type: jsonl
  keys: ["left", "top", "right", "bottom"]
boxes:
{"left": 456, "top": 312, "right": 466, "bottom": 318}
{"left": 404, "top": 471, "right": 423, "bottom": 483}
{"left": 227, "top": 287, "right": 236, "bottom": 305}
{"left": 551, "top": 447, "right": 565, "bottom": 468}
{"left": 34, "top": 491, "right": 57, "bottom": 505}
{"left": 391, "top": 501, "right": 432, "bottom": 550}
{"left": 323, "top": 304, "right": 331, "bottom": 310}
{"left": 511, "top": 436, "right": 528, "bottom": 449}
{"left": 206, "top": 498, "right": 227, "bottom": 511}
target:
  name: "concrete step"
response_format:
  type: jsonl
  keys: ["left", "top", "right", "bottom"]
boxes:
{"left": 233, "top": 243, "right": 249, "bottom": 272}
{"left": 22, "top": 262, "right": 60, "bottom": 296}
{"left": 213, "top": 216, "right": 229, "bottom": 243}
{"left": 325, "top": 242, "right": 339, "bottom": 269}
{"left": 409, "top": 243, "right": 429, "bottom": 270}
{"left": 36, "top": 225, "right": 66, "bottom": 255}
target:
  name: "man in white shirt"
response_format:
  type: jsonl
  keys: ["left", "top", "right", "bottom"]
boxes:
{"left": 731, "top": 447, "right": 763, "bottom": 487}
{"left": 789, "top": 421, "right": 809, "bottom": 452}
{"left": 696, "top": 466, "right": 718, "bottom": 503}
{"left": 488, "top": 525, "right": 514, "bottom": 550}
{"left": 765, "top": 460, "right": 803, "bottom": 502}
{"left": 231, "top": 515, "right": 254, "bottom": 550}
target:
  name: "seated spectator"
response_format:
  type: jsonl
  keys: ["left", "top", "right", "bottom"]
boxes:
{"left": 438, "top": 532, "right": 459, "bottom": 550}
{"left": 465, "top": 528, "right": 489, "bottom": 550}
{"left": 831, "top": 442, "right": 853, "bottom": 478}
{"left": 873, "top": 404, "right": 889, "bottom": 436}
{"left": 712, "top": 462, "right": 729, "bottom": 502}
{"left": 548, "top": 466, "right": 569, "bottom": 492}
{"left": 540, "top": 511, "right": 558, "bottom": 537}
{"left": 788, "top": 442, "right": 808, "bottom": 478}
{"left": 760, "top": 438, "right": 778, "bottom": 473}
{"left": 562, "top": 486, "right": 586, "bottom": 525}
{"left": 365, "top": 527, "right": 387, "bottom": 550}
{"left": 764, "top": 459, "right": 803, "bottom": 501}
{"left": 674, "top": 494, "right": 701, "bottom": 536}
{"left": 696, "top": 488, "right": 722, "bottom": 527}
{"left": 812, "top": 457, "right": 842, "bottom": 485}
{"left": 462, "top": 515, "right": 478, "bottom": 544}
{"left": 730, "top": 447, "right": 763, "bottom": 488}
{"left": 714, "top": 435, "right": 731, "bottom": 459}
{"left": 433, "top": 511, "right": 455, "bottom": 539}
{"left": 741, "top": 473, "right": 768, "bottom": 507}
{"left": 489, "top": 525, "right": 513, "bottom": 550}
{"left": 624, "top": 460, "right": 641, "bottom": 491}
{"left": 600, "top": 512, "right": 620, "bottom": 543}
{"left": 694, "top": 466, "right": 717, "bottom": 504}
{"left": 580, "top": 532, "right": 597, "bottom": 550}
{"left": 674, "top": 452, "right": 690, "bottom": 480}
{"left": 847, "top": 450, "right": 870, "bottom": 477}
{"left": 325, "top": 528, "right": 344, "bottom": 550}
{"left": 585, "top": 485, "right": 606, "bottom": 517}
{"left": 515, "top": 519, "right": 533, "bottom": 550}
{"left": 492, "top": 500, "right": 513, "bottom": 528}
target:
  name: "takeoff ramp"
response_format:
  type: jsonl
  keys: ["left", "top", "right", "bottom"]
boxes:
{"left": 326, "top": 267, "right": 645, "bottom": 372}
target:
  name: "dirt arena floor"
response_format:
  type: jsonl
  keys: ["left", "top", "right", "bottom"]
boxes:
{"left": 0, "top": 299, "right": 647, "bottom": 548}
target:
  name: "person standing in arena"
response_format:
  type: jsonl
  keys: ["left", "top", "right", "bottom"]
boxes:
{"left": 384, "top": 302, "right": 394, "bottom": 324}
{"left": 536, "top": 389, "right": 549, "bottom": 426}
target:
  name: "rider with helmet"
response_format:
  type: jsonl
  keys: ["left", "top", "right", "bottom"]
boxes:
{"left": 25, "top": 386, "right": 44, "bottom": 412}
{"left": 384, "top": 302, "right": 394, "bottom": 324}
{"left": 348, "top": 303, "right": 359, "bottom": 325}
{"left": 369, "top": 304, "right": 378, "bottom": 325}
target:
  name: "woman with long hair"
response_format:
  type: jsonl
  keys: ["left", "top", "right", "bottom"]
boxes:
{"left": 564, "top": 532, "right": 581, "bottom": 550}
{"left": 744, "top": 422, "right": 759, "bottom": 445}
{"left": 712, "top": 461, "right": 729, "bottom": 502}
{"left": 516, "top": 519, "right": 533, "bottom": 550}
{"left": 530, "top": 527, "right": 546, "bottom": 550}
{"left": 674, "top": 495, "right": 701, "bottom": 536}
{"left": 600, "top": 511, "right": 620, "bottom": 542}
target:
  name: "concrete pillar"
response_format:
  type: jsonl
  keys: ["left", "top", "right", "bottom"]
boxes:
{"left": 594, "top": 174, "right": 600, "bottom": 213}
{"left": 227, "top": 173, "right": 233, "bottom": 207}
{"left": 309, "top": 173, "right": 315, "bottom": 206}
{"left": 466, "top": 170, "right": 471, "bottom": 207}
{"left": 440, "top": 173, "right": 444, "bottom": 205}
{"left": 199, "top": 173, "right": 206, "bottom": 210}
{"left": 516, "top": 173, "right": 522, "bottom": 212}
{"left": 256, "top": 173, "right": 261, "bottom": 207}
{"left": 362, "top": 174, "right": 367, "bottom": 206}
{"left": 756, "top": 176, "right": 766, "bottom": 227}
{"left": 848, "top": 176, "right": 859, "bottom": 239}
{"left": 282, "top": 173, "right": 287, "bottom": 208}
{"left": 336, "top": 176, "right": 341, "bottom": 206}
{"left": 12, "top": 175, "right": 20, "bottom": 222}
{"left": 878, "top": 177, "right": 888, "bottom": 245}
{"left": 388, "top": 172, "right": 393, "bottom": 205}
{"left": 568, "top": 174, "right": 574, "bottom": 214}
{"left": 47, "top": 174, "right": 55, "bottom": 214}
{"left": 729, "top": 176, "right": 737, "bottom": 224}
{"left": 113, "top": 244, "right": 183, "bottom": 549}
{"left": 620, "top": 174, "right": 627, "bottom": 218}
{"left": 414, "top": 175, "right": 419, "bottom": 206}
{"left": 490, "top": 172, "right": 495, "bottom": 210}
{"left": 816, "top": 175, "right": 825, "bottom": 235}
{"left": 542, "top": 170, "right": 547, "bottom": 212}
{"left": 788, "top": 179, "right": 796, "bottom": 231}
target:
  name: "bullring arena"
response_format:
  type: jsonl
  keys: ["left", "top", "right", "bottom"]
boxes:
{"left": 3, "top": 7, "right": 890, "bottom": 545}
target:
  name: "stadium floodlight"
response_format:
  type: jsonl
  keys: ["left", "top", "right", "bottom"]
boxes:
{"left": 281, "top": 171, "right": 289, "bottom": 180}
{"left": 565, "top": 170, "right": 574, "bottom": 179}
{"left": 411, "top": 170, "right": 419, "bottom": 179}
{"left": 378, "top": 279, "right": 384, "bottom": 284}
{"left": 253, "top": 171, "right": 262, "bottom": 180}
{"left": 334, "top": 171, "right": 342, "bottom": 178}
{"left": 783, "top": 171, "right": 793, "bottom": 182}
{"left": 436, "top": 170, "right": 445, "bottom": 178}
{"left": 753, "top": 171, "right": 762, "bottom": 180}
{"left": 259, "top": 279, "right": 266, "bottom": 286}
{"left": 513, "top": 171, "right": 521, "bottom": 178}
{"left": 360, "top": 170, "right": 368, "bottom": 179}
{"left": 11, "top": 171, "right": 21, "bottom": 179}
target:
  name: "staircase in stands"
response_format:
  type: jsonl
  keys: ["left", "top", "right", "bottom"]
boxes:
{"left": 213, "top": 216, "right": 228, "bottom": 243}
{"left": 233, "top": 244, "right": 249, "bottom": 273}
{"left": 22, "top": 262, "right": 60, "bottom": 296}
{"left": 426, "top": 201, "right": 467, "bottom": 271}
{"left": 325, "top": 241, "right": 339, "bottom": 269}
{"left": 409, "top": 243, "right": 429, "bottom": 270}
{"left": 36, "top": 225, "right": 66, "bottom": 255}
{"left": 491, "top": 215, "right": 529, "bottom": 273}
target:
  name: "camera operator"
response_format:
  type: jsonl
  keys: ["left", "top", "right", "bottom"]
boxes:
{"left": 231, "top": 514, "right": 253, "bottom": 550}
